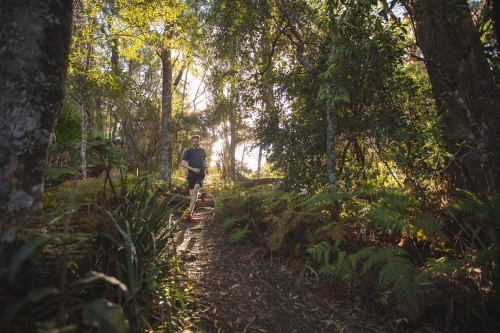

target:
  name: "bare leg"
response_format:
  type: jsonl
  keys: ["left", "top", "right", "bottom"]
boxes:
{"left": 189, "top": 183, "right": 201, "bottom": 213}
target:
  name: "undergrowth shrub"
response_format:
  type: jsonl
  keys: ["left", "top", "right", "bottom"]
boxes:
{"left": 214, "top": 183, "right": 500, "bottom": 329}
{"left": 1, "top": 175, "right": 191, "bottom": 333}
{"left": 215, "top": 186, "right": 446, "bottom": 313}
{"left": 214, "top": 184, "right": 275, "bottom": 244}
{"left": 440, "top": 191, "right": 500, "bottom": 331}
{"left": 105, "top": 176, "right": 184, "bottom": 330}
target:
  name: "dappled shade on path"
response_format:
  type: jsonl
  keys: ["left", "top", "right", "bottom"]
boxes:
{"left": 173, "top": 207, "right": 387, "bottom": 333}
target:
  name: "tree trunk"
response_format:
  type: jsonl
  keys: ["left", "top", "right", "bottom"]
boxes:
{"left": 326, "top": 100, "right": 338, "bottom": 193}
{"left": 0, "top": 0, "right": 73, "bottom": 241}
{"left": 159, "top": 48, "right": 173, "bottom": 191}
{"left": 123, "top": 118, "right": 137, "bottom": 168}
{"left": 230, "top": 114, "right": 236, "bottom": 182}
{"left": 230, "top": 88, "right": 237, "bottom": 182}
{"left": 413, "top": 0, "right": 500, "bottom": 195}
{"left": 81, "top": 100, "right": 88, "bottom": 179}
{"left": 257, "top": 147, "right": 263, "bottom": 179}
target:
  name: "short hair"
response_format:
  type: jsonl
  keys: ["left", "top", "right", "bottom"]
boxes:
{"left": 191, "top": 135, "right": 200, "bottom": 140}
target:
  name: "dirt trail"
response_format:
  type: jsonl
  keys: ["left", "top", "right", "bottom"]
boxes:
{"left": 173, "top": 207, "right": 387, "bottom": 333}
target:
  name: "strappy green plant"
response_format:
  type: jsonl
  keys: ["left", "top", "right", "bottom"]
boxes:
{"left": 0, "top": 230, "right": 130, "bottom": 333}
{"left": 11, "top": 174, "right": 188, "bottom": 333}
{"left": 105, "top": 176, "right": 181, "bottom": 330}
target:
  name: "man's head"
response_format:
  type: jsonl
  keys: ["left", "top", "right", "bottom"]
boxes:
{"left": 191, "top": 135, "right": 200, "bottom": 149}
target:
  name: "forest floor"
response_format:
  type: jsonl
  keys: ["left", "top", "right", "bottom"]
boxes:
{"left": 171, "top": 206, "right": 393, "bottom": 333}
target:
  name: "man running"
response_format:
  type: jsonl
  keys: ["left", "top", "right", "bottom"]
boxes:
{"left": 181, "top": 135, "right": 208, "bottom": 220}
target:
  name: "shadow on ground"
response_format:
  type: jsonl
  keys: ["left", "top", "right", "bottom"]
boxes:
{"left": 172, "top": 207, "right": 389, "bottom": 333}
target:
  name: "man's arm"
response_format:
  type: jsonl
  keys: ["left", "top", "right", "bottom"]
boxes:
{"left": 203, "top": 151, "right": 208, "bottom": 175}
{"left": 182, "top": 159, "right": 200, "bottom": 174}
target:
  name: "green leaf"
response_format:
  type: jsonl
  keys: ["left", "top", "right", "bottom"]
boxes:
{"left": 8, "top": 234, "right": 56, "bottom": 284}
{"left": 38, "top": 325, "right": 77, "bottom": 333}
{"left": 82, "top": 299, "right": 129, "bottom": 333}
{"left": 36, "top": 317, "right": 77, "bottom": 333}
{"left": 0, "top": 287, "right": 59, "bottom": 325}
{"left": 72, "top": 271, "right": 128, "bottom": 294}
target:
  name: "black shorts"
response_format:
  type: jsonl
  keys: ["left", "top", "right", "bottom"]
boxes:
{"left": 187, "top": 175, "right": 205, "bottom": 189}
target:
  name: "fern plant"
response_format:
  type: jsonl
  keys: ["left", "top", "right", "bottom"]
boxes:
{"left": 229, "top": 224, "right": 252, "bottom": 244}
{"left": 304, "top": 191, "right": 425, "bottom": 310}
{"left": 445, "top": 192, "right": 500, "bottom": 306}
{"left": 355, "top": 246, "right": 418, "bottom": 309}
{"left": 215, "top": 185, "right": 277, "bottom": 245}
{"left": 357, "top": 190, "right": 445, "bottom": 241}
{"left": 264, "top": 191, "right": 321, "bottom": 251}
{"left": 320, "top": 251, "right": 356, "bottom": 283}
{"left": 221, "top": 215, "right": 249, "bottom": 230}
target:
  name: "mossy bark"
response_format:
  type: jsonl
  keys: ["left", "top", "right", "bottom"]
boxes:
{"left": 0, "top": 0, "right": 73, "bottom": 241}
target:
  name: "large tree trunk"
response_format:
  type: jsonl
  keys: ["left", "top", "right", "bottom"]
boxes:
{"left": 413, "top": 0, "right": 500, "bottom": 195}
{"left": 159, "top": 48, "right": 173, "bottom": 190}
{"left": 0, "top": 0, "right": 73, "bottom": 241}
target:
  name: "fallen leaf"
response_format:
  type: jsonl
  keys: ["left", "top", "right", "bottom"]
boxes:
{"left": 240, "top": 248, "right": 260, "bottom": 261}
{"left": 293, "top": 302, "right": 306, "bottom": 308}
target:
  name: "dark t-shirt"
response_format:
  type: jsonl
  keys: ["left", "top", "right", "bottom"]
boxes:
{"left": 182, "top": 148, "right": 207, "bottom": 177}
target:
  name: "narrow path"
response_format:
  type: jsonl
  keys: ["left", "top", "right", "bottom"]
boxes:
{"left": 173, "top": 207, "right": 386, "bottom": 333}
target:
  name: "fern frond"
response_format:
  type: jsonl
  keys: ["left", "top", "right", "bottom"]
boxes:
{"left": 415, "top": 257, "right": 461, "bottom": 283}
{"left": 265, "top": 207, "right": 319, "bottom": 251}
{"left": 318, "top": 264, "right": 336, "bottom": 277}
{"left": 384, "top": 245, "right": 410, "bottom": 257}
{"left": 359, "top": 192, "right": 444, "bottom": 240}
{"left": 305, "top": 191, "right": 354, "bottom": 210}
{"left": 379, "top": 257, "right": 418, "bottom": 309}
{"left": 451, "top": 190, "right": 491, "bottom": 217}
{"left": 353, "top": 245, "right": 418, "bottom": 309}
{"left": 412, "top": 213, "right": 447, "bottom": 241}
{"left": 356, "top": 247, "right": 384, "bottom": 274}
{"left": 221, "top": 215, "right": 248, "bottom": 231}
{"left": 266, "top": 229, "right": 284, "bottom": 251}
{"left": 228, "top": 224, "right": 251, "bottom": 243}
{"left": 307, "top": 241, "right": 332, "bottom": 266}
{"left": 315, "top": 221, "right": 347, "bottom": 242}
{"left": 318, "top": 251, "right": 355, "bottom": 283}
